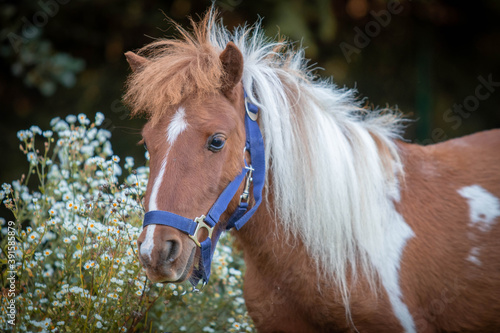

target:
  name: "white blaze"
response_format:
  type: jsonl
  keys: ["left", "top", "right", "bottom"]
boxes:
{"left": 140, "top": 225, "right": 156, "bottom": 260}
{"left": 148, "top": 107, "right": 188, "bottom": 212}
{"left": 167, "top": 106, "right": 188, "bottom": 144}
{"left": 149, "top": 158, "right": 167, "bottom": 212}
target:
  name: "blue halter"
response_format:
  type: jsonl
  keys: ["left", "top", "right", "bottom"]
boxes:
{"left": 142, "top": 93, "right": 265, "bottom": 286}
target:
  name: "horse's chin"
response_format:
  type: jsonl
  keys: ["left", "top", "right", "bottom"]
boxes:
{"left": 144, "top": 247, "right": 196, "bottom": 283}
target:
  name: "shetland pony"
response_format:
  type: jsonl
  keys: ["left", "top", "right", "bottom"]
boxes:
{"left": 124, "top": 10, "right": 500, "bottom": 333}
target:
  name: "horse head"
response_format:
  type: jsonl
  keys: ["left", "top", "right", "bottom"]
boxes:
{"left": 125, "top": 42, "right": 250, "bottom": 284}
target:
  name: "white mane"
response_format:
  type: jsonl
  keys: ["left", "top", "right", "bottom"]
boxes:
{"left": 209, "top": 14, "right": 406, "bottom": 306}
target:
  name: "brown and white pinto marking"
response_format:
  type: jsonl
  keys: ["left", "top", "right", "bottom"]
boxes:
{"left": 124, "top": 11, "right": 500, "bottom": 333}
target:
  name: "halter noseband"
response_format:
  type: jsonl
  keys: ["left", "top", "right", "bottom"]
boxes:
{"left": 142, "top": 92, "right": 265, "bottom": 286}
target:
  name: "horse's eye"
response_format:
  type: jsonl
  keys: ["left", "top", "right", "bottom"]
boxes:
{"left": 143, "top": 141, "right": 148, "bottom": 151}
{"left": 208, "top": 134, "right": 226, "bottom": 152}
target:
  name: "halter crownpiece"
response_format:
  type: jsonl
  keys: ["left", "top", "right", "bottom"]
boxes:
{"left": 142, "top": 90, "right": 266, "bottom": 286}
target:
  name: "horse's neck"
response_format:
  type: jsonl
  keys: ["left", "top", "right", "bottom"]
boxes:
{"left": 233, "top": 188, "right": 389, "bottom": 331}
{"left": 234, "top": 190, "right": 311, "bottom": 278}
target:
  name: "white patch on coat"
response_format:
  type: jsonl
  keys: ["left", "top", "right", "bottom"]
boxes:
{"left": 140, "top": 225, "right": 156, "bottom": 260}
{"left": 371, "top": 196, "right": 416, "bottom": 333}
{"left": 467, "top": 247, "right": 481, "bottom": 265}
{"left": 458, "top": 185, "right": 500, "bottom": 232}
{"left": 148, "top": 107, "right": 188, "bottom": 212}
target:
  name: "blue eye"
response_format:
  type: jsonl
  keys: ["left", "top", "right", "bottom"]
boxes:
{"left": 208, "top": 134, "right": 226, "bottom": 152}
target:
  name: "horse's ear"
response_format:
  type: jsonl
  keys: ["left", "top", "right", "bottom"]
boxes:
{"left": 220, "top": 42, "right": 244, "bottom": 96}
{"left": 125, "top": 51, "right": 149, "bottom": 72}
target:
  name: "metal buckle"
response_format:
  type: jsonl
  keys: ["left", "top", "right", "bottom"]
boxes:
{"left": 188, "top": 215, "right": 213, "bottom": 247}
{"left": 239, "top": 165, "right": 254, "bottom": 205}
{"left": 192, "top": 280, "right": 208, "bottom": 293}
{"left": 245, "top": 97, "right": 258, "bottom": 121}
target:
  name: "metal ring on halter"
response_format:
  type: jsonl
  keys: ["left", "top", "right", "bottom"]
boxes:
{"left": 243, "top": 146, "right": 250, "bottom": 166}
{"left": 245, "top": 97, "right": 258, "bottom": 121}
{"left": 187, "top": 215, "right": 213, "bottom": 247}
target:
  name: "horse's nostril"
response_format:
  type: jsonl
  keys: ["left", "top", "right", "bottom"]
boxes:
{"left": 165, "top": 240, "right": 180, "bottom": 263}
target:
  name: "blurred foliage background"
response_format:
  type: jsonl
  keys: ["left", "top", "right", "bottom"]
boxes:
{"left": 1, "top": 0, "right": 500, "bottom": 189}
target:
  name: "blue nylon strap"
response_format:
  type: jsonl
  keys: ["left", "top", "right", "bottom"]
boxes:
{"left": 205, "top": 168, "right": 247, "bottom": 226}
{"left": 142, "top": 92, "right": 265, "bottom": 286}
{"left": 199, "top": 237, "right": 213, "bottom": 282}
{"left": 226, "top": 99, "right": 266, "bottom": 231}
{"left": 143, "top": 211, "right": 197, "bottom": 235}
{"left": 227, "top": 202, "right": 248, "bottom": 225}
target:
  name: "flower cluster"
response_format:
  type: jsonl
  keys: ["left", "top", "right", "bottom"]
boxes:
{"left": 0, "top": 113, "right": 253, "bottom": 332}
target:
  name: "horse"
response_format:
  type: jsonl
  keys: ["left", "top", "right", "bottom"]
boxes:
{"left": 123, "top": 10, "right": 500, "bottom": 333}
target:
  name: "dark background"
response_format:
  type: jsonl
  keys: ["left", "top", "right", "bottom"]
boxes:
{"left": 1, "top": 0, "right": 499, "bottom": 186}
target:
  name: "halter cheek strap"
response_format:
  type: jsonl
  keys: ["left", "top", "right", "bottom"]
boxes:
{"left": 142, "top": 92, "right": 265, "bottom": 286}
